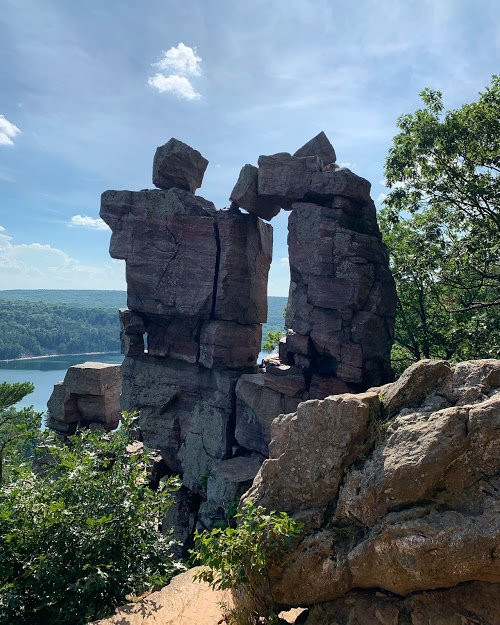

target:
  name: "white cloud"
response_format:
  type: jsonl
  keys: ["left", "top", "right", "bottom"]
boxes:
{"left": 0, "top": 227, "right": 125, "bottom": 289}
{"left": 147, "top": 73, "right": 201, "bottom": 100}
{"left": 0, "top": 115, "right": 21, "bottom": 146}
{"left": 0, "top": 225, "right": 5, "bottom": 232}
{"left": 148, "top": 43, "right": 202, "bottom": 100}
{"left": 280, "top": 257, "right": 289, "bottom": 266}
{"left": 69, "top": 214, "right": 109, "bottom": 231}
{"left": 376, "top": 192, "right": 388, "bottom": 204}
{"left": 153, "top": 42, "right": 201, "bottom": 76}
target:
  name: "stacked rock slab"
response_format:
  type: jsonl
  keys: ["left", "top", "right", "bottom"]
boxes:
{"left": 231, "top": 131, "right": 396, "bottom": 458}
{"left": 47, "top": 362, "right": 121, "bottom": 434}
{"left": 100, "top": 138, "right": 273, "bottom": 534}
{"left": 242, "top": 359, "right": 500, "bottom": 622}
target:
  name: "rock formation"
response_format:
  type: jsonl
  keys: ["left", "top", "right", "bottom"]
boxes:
{"left": 47, "top": 362, "right": 121, "bottom": 434}
{"left": 98, "top": 132, "right": 396, "bottom": 543}
{"left": 242, "top": 358, "right": 500, "bottom": 622}
{"left": 232, "top": 134, "right": 396, "bottom": 460}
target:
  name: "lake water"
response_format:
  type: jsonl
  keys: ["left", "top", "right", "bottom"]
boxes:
{"left": 0, "top": 351, "right": 268, "bottom": 414}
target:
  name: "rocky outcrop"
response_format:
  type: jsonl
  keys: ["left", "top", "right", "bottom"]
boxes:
{"left": 100, "top": 140, "right": 273, "bottom": 544}
{"left": 243, "top": 358, "right": 500, "bottom": 621}
{"left": 233, "top": 133, "right": 396, "bottom": 460}
{"left": 98, "top": 132, "right": 395, "bottom": 546}
{"left": 47, "top": 362, "right": 121, "bottom": 434}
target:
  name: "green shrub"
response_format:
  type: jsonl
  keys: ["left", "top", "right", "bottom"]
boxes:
{"left": 0, "top": 418, "right": 183, "bottom": 625}
{"left": 263, "top": 329, "right": 284, "bottom": 353}
{"left": 192, "top": 501, "right": 302, "bottom": 591}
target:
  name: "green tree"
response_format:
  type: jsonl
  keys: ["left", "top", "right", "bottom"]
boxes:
{"left": 263, "top": 329, "right": 284, "bottom": 353}
{"left": 0, "top": 417, "right": 183, "bottom": 625}
{"left": 0, "top": 381, "right": 40, "bottom": 483}
{"left": 381, "top": 76, "right": 499, "bottom": 374}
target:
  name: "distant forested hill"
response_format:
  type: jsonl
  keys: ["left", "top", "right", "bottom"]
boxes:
{"left": 0, "top": 299, "right": 120, "bottom": 360}
{"left": 0, "top": 291, "right": 287, "bottom": 360}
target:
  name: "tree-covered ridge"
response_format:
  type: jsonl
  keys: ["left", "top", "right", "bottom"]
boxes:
{"left": 0, "top": 299, "right": 120, "bottom": 360}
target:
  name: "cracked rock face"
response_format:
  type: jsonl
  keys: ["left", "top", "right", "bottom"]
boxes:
{"left": 95, "top": 133, "right": 396, "bottom": 546}
{"left": 243, "top": 358, "right": 500, "bottom": 619}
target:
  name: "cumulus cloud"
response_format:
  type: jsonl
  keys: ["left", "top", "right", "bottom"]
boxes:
{"left": 0, "top": 115, "right": 21, "bottom": 146}
{"left": 69, "top": 214, "right": 109, "bottom": 231}
{"left": 147, "top": 74, "right": 201, "bottom": 100}
{"left": 148, "top": 43, "right": 202, "bottom": 100}
{"left": 0, "top": 226, "right": 124, "bottom": 289}
{"left": 153, "top": 42, "right": 201, "bottom": 76}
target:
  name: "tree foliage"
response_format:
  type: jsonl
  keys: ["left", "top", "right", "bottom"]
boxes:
{"left": 0, "top": 381, "right": 40, "bottom": 484}
{"left": 0, "top": 417, "right": 183, "bottom": 625}
{"left": 381, "top": 76, "right": 499, "bottom": 374}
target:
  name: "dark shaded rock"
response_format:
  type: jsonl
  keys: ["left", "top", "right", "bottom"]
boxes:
{"left": 264, "top": 356, "right": 307, "bottom": 397}
{"left": 307, "top": 168, "right": 371, "bottom": 204}
{"left": 257, "top": 153, "right": 321, "bottom": 207}
{"left": 198, "top": 456, "right": 264, "bottom": 529}
{"left": 304, "top": 583, "right": 500, "bottom": 625}
{"left": 235, "top": 373, "right": 285, "bottom": 455}
{"left": 199, "top": 321, "right": 262, "bottom": 369}
{"left": 152, "top": 138, "right": 208, "bottom": 193}
{"left": 229, "top": 164, "right": 281, "bottom": 221}
{"left": 294, "top": 131, "right": 336, "bottom": 165}
{"left": 146, "top": 316, "right": 200, "bottom": 363}
{"left": 214, "top": 209, "right": 273, "bottom": 324}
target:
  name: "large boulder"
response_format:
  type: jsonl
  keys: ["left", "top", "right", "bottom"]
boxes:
{"left": 242, "top": 359, "right": 500, "bottom": 613}
{"left": 46, "top": 362, "right": 122, "bottom": 434}
{"left": 229, "top": 164, "right": 281, "bottom": 221}
{"left": 152, "top": 137, "right": 208, "bottom": 193}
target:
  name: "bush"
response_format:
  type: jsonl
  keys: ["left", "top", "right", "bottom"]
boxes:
{"left": 192, "top": 501, "right": 302, "bottom": 591}
{"left": 0, "top": 418, "right": 183, "bottom": 625}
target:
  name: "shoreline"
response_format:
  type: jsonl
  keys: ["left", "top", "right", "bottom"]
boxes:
{"left": 0, "top": 351, "right": 122, "bottom": 364}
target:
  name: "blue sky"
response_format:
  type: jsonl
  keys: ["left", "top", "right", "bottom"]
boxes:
{"left": 0, "top": 0, "right": 498, "bottom": 296}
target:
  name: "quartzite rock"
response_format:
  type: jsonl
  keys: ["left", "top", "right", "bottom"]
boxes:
{"left": 47, "top": 362, "right": 122, "bottom": 434}
{"left": 199, "top": 320, "right": 262, "bottom": 369}
{"left": 152, "top": 137, "right": 209, "bottom": 193}
{"left": 241, "top": 359, "right": 500, "bottom": 612}
{"left": 303, "top": 582, "right": 500, "bottom": 625}
{"left": 214, "top": 209, "right": 272, "bottom": 324}
{"left": 257, "top": 153, "right": 321, "bottom": 207}
{"left": 100, "top": 188, "right": 217, "bottom": 318}
{"left": 294, "top": 130, "right": 336, "bottom": 165}
{"left": 229, "top": 164, "right": 281, "bottom": 221}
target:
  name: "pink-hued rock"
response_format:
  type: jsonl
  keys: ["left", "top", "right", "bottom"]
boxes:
{"left": 100, "top": 188, "right": 218, "bottom": 318}
{"left": 152, "top": 137, "right": 208, "bottom": 193}
{"left": 46, "top": 362, "right": 122, "bottom": 434}
{"left": 257, "top": 152, "right": 321, "bottom": 207}
{"left": 199, "top": 320, "right": 262, "bottom": 369}
{"left": 214, "top": 209, "right": 273, "bottom": 324}
{"left": 229, "top": 164, "right": 281, "bottom": 221}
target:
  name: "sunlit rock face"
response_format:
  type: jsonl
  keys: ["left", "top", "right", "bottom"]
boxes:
{"left": 47, "top": 362, "right": 122, "bottom": 434}
{"left": 241, "top": 358, "right": 500, "bottom": 623}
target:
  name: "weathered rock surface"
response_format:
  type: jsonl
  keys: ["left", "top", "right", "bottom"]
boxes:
{"left": 303, "top": 582, "right": 500, "bottom": 625}
{"left": 243, "top": 359, "right": 500, "bottom": 615}
{"left": 97, "top": 133, "right": 396, "bottom": 548}
{"left": 293, "top": 130, "right": 336, "bottom": 165}
{"left": 47, "top": 362, "right": 121, "bottom": 434}
{"left": 153, "top": 138, "right": 208, "bottom": 193}
{"left": 229, "top": 164, "right": 281, "bottom": 220}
